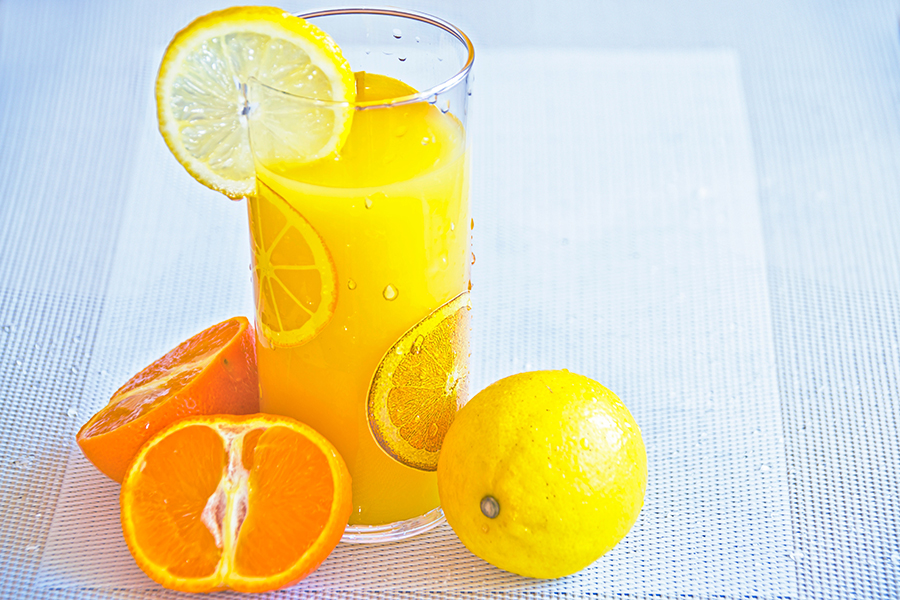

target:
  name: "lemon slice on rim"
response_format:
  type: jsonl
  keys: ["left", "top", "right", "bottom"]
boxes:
{"left": 156, "top": 6, "right": 356, "bottom": 198}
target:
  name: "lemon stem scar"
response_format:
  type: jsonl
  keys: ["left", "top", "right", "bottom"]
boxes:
{"left": 480, "top": 495, "right": 500, "bottom": 519}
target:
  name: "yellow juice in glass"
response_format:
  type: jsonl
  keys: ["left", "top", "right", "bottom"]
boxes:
{"left": 247, "top": 72, "right": 471, "bottom": 528}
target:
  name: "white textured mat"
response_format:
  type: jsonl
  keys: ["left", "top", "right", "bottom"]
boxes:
{"left": 35, "top": 49, "right": 794, "bottom": 597}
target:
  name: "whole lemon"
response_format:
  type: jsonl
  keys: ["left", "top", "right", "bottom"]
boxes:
{"left": 437, "top": 370, "right": 647, "bottom": 579}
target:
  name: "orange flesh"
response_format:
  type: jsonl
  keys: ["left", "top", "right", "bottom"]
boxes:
{"left": 122, "top": 417, "right": 350, "bottom": 591}
{"left": 80, "top": 319, "right": 240, "bottom": 437}
{"left": 388, "top": 306, "right": 468, "bottom": 452}
{"left": 235, "top": 426, "right": 333, "bottom": 577}
{"left": 251, "top": 181, "right": 324, "bottom": 334}
{"left": 129, "top": 424, "right": 226, "bottom": 578}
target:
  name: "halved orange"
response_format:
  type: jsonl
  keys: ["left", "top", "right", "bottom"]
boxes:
{"left": 76, "top": 317, "right": 258, "bottom": 483}
{"left": 120, "top": 413, "right": 352, "bottom": 593}
{"left": 248, "top": 180, "right": 338, "bottom": 347}
{"left": 367, "top": 292, "right": 471, "bottom": 471}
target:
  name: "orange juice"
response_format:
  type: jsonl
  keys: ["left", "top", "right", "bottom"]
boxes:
{"left": 247, "top": 72, "right": 470, "bottom": 527}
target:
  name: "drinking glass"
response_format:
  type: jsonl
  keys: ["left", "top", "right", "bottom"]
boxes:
{"left": 246, "top": 8, "right": 474, "bottom": 543}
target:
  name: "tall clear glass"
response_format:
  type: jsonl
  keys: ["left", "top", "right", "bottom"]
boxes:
{"left": 246, "top": 9, "right": 474, "bottom": 543}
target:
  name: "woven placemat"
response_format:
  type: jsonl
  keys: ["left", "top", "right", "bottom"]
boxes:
{"left": 27, "top": 49, "right": 794, "bottom": 597}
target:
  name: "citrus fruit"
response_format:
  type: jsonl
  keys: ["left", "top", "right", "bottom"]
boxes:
{"left": 249, "top": 179, "right": 338, "bottom": 347}
{"left": 437, "top": 370, "right": 647, "bottom": 579}
{"left": 76, "top": 317, "right": 258, "bottom": 483}
{"left": 156, "top": 6, "right": 356, "bottom": 198}
{"left": 120, "top": 413, "right": 351, "bottom": 593}
{"left": 367, "top": 291, "right": 471, "bottom": 471}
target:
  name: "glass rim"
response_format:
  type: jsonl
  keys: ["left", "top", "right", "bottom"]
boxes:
{"left": 296, "top": 6, "right": 475, "bottom": 109}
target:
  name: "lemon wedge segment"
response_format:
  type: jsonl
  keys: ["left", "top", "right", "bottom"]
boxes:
{"left": 155, "top": 6, "right": 356, "bottom": 198}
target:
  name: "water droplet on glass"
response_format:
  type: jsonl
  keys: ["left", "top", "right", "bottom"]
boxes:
{"left": 440, "top": 100, "right": 451, "bottom": 113}
{"left": 427, "top": 94, "right": 438, "bottom": 105}
{"left": 468, "top": 280, "right": 473, "bottom": 291}
{"left": 2, "top": 325, "right": 11, "bottom": 334}
{"left": 347, "top": 279, "right": 357, "bottom": 290}
{"left": 364, "top": 197, "right": 373, "bottom": 209}
{"left": 580, "top": 438, "right": 591, "bottom": 450}
{"left": 421, "top": 136, "right": 431, "bottom": 145}
{"left": 480, "top": 495, "right": 500, "bottom": 518}
{"left": 891, "top": 551, "right": 900, "bottom": 565}
{"left": 760, "top": 464, "right": 771, "bottom": 473}
{"left": 471, "top": 252, "right": 476, "bottom": 265}
{"left": 392, "top": 28, "right": 402, "bottom": 39}
{"left": 71, "top": 366, "right": 79, "bottom": 374}
{"left": 411, "top": 335, "right": 425, "bottom": 355}
{"left": 790, "top": 551, "right": 804, "bottom": 562}
{"left": 25, "top": 545, "right": 38, "bottom": 554}
{"left": 470, "top": 218, "right": 475, "bottom": 230}
{"left": 398, "top": 55, "right": 407, "bottom": 62}
{"left": 383, "top": 285, "right": 398, "bottom": 301}
{"left": 67, "top": 407, "right": 78, "bottom": 418}
{"left": 394, "top": 125, "right": 408, "bottom": 138}
{"left": 450, "top": 221, "right": 455, "bottom": 231}
{"left": 440, "top": 252, "right": 448, "bottom": 266}
{"left": 415, "top": 36, "right": 420, "bottom": 43}
{"left": 365, "top": 48, "right": 371, "bottom": 55}
{"left": 73, "top": 334, "right": 82, "bottom": 342}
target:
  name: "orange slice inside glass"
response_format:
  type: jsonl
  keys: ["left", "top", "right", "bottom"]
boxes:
{"left": 120, "top": 413, "right": 352, "bottom": 593}
{"left": 248, "top": 180, "right": 338, "bottom": 347}
{"left": 367, "top": 291, "right": 471, "bottom": 471}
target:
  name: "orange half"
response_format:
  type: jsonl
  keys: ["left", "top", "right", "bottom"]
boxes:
{"left": 120, "top": 413, "right": 352, "bottom": 593}
{"left": 367, "top": 292, "right": 471, "bottom": 471}
{"left": 76, "top": 317, "right": 258, "bottom": 483}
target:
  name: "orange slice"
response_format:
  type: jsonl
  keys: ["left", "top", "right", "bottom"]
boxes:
{"left": 76, "top": 317, "right": 258, "bottom": 483}
{"left": 120, "top": 413, "right": 352, "bottom": 593}
{"left": 248, "top": 180, "right": 337, "bottom": 347}
{"left": 367, "top": 292, "right": 471, "bottom": 471}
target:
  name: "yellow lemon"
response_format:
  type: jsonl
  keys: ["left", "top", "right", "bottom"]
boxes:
{"left": 437, "top": 370, "right": 647, "bottom": 579}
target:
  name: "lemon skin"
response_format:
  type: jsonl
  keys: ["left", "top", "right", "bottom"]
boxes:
{"left": 437, "top": 370, "right": 647, "bottom": 579}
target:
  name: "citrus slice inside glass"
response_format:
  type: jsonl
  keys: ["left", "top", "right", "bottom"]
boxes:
{"left": 120, "top": 413, "right": 352, "bottom": 593}
{"left": 76, "top": 317, "right": 258, "bottom": 483}
{"left": 155, "top": 6, "right": 356, "bottom": 198}
{"left": 367, "top": 291, "right": 471, "bottom": 471}
{"left": 249, "top": 180, "right": 337, "bottom": 347}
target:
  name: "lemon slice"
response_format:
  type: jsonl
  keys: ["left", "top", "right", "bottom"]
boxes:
{"left": 367, "top": 292, "right": 471, "bottom": 471}
{"left": 156, "top": 6, "right": 356, "bottom": 198}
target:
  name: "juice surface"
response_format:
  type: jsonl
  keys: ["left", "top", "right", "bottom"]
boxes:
{"left": 249, "top": 73, "right": 470, "bottom": 525}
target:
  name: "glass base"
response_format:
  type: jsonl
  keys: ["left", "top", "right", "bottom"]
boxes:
{"left": 341, "top": 506, "right": 445, "bottom": 544}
